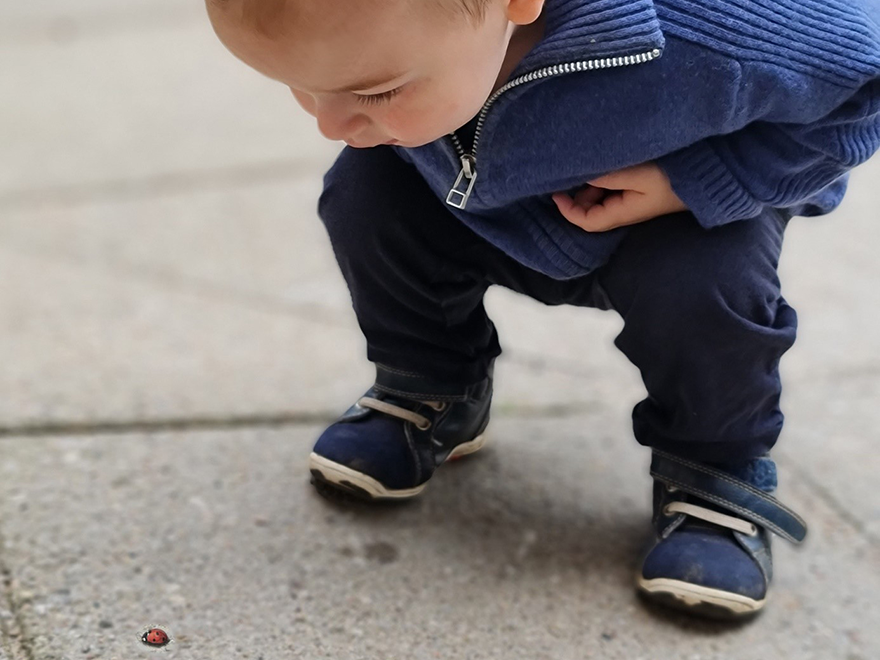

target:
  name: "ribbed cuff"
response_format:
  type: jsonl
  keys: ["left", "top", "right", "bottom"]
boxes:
{"left": 657, "top": 140, "right": 764, "bottom": 229}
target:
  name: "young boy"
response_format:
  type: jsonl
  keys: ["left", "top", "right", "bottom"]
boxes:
{"left": 206, "top": 0, "right": 880, "bottom": 618}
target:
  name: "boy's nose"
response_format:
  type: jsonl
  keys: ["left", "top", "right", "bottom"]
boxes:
{"left": 315, "top": 103, "right": 369, "bottom": 143}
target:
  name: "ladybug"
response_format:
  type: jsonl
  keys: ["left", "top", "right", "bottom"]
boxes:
{"left": 141, "top": 628, "right": 170, "bottom": 647}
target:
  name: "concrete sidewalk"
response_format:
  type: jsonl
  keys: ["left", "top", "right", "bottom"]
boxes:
{"left": 1, "top": 4, "right": 879, "bottom": 659}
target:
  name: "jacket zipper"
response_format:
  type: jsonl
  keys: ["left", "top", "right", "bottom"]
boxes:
{"left": 446, "top": 47, "right": 663, "bottom": 210}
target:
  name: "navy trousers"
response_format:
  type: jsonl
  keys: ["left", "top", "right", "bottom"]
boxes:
{"left": 317, "top": 145, "right": 798, "bottom": 464}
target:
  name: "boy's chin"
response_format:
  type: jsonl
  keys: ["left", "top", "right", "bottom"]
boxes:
{"left": 396, "top": 134, "right": 445, "bottom": 149}
{"left": 342, "top": 130, "right": 451, "bottom": 150}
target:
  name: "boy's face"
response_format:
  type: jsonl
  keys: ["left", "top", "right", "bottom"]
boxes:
{"left": 207, "top": 0, "right": 525, "bottom": 148}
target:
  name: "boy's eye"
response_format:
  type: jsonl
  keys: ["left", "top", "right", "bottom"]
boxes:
{"left": 355, "top": 86, "right": 403, "bottom": 106}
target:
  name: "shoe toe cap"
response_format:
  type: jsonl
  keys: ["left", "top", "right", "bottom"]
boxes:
{"left": 313, "top": 418, "right": 419, "bottom": 490}
{"left": 641, "top": 527, "right": 767, "bottom": 600}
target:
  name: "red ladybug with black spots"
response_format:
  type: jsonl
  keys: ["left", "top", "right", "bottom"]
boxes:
{"left": 141, "top": 628, "right": 170, "bottom": 647}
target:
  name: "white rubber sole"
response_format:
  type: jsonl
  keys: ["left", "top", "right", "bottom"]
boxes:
{"left": 308, "top": 432, "right": 488, "bottom": 500}
{"left": 637, "top": 575, "right": 766, "bottom": 617}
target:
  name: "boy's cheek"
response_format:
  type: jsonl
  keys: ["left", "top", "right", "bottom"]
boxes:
{"left": 289, "top": 88, "right": 316, "bottom": 116}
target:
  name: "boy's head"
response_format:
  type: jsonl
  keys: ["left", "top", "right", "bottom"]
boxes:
{"left": 206, "top": 0, "right": 545, "bottom": 148}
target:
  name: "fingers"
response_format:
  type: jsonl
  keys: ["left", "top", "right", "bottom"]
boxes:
{"left": 573, "top": 185, "right": 606, "bottom": 207}
{"left": 550, "top": 186, "right": 607, "bottom": 219}
{"left": 552, "top": 161, "right": 687, "bottom": 232}
{"left": 553, "top": 189, "right": 648, "bottom": 232}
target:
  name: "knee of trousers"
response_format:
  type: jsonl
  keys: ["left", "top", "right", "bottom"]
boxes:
{"left": 317, "top": 146, "right": 487, "bottom": 281}
{"left": 611, "top": 215, "right": 798, "bottom": 354}
{"left": 317, "top": 146, "right": 437, "bottom": 254}
{"left": 634, "top": 268, "right": 795, "bottom": 340}
{"left": 318, "top": 147, "right": 391, "bottom": 245}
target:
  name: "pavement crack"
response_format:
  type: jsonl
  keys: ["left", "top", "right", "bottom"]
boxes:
{"left": 0, "top": 412, "right": 332, "bottom": 439}
{"left": 502, "top": 348, "right": 612, "bottom": 381}
{"left": 786, "top": 459, "right": 879, "bottom": 547}
{"left": 0, "top": 404, "right": 602, "bottom": 440}
{"left": 0, "top": 240, "right": 353, "bottom": 329}
{"left": 0, "top": 239, "right": 616, "bottom": 387}
{"left": 0, "top": 532, "right": 36, "bottom": 660}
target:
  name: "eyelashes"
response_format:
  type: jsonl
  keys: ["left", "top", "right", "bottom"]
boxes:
{"left": 355, "top": 86, "right": 404, "bottom": 106}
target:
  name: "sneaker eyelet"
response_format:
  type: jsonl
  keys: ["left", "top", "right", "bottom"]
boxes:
{"left": 662, "top": 504, "right": 673, "bottom": 516}
{"left": 665, "top": 485, "right": 678, "bottom": 493}
{"left": 436, "top": 402, "right": 448, "bottom": 412}
{"left": 747, "top": 523, "right": 759, "bottom": 537}
{"left": 416, "top": 420, "right": 432, "bottom": 431}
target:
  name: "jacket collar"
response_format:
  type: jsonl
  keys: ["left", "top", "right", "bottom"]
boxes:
{"left": 510, "top": 0, "right": 666, "bottom": 76}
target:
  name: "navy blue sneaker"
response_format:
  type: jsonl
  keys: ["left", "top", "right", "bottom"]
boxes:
{"left": 308, "top": 362, "right": 494, "bottom": 500}
{"left": 637, "top": 450, "right": 808, "bottom": 619}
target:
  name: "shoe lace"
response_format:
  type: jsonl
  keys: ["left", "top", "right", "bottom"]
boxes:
{"left": 357, "top": 396, "right": 447, "bottom": 431}
{"left": 663, "top": 500, "right": 759, "bottom": 537}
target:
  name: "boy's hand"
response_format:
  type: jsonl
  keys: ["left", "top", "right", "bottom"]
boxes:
{"left": 551, "top": 162, "right": 688, "bottom": 232}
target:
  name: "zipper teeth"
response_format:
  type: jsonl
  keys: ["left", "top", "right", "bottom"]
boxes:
{"left": 451, "top": 48, "right": 662, "bottom": 162}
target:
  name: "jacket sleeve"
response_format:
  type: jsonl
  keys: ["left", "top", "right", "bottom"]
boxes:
{"left": 656, "top": 60, "right": 880, "bottom": 228}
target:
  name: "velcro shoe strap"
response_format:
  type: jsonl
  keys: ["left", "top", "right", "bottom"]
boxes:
{"left": 650, "top": 450, "right": 808, "bottom": 544}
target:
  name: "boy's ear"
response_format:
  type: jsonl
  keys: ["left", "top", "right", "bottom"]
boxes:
{"left": 506, "top": 0, "right": 544, "bottom": 25}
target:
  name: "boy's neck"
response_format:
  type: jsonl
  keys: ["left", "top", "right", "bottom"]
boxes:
{"left": 491, "top": 10, "right": 548, "bottom": 95}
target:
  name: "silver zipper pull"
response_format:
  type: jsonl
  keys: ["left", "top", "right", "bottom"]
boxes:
{"left": 446, "top": 155, "right": 478, "bottom": 209}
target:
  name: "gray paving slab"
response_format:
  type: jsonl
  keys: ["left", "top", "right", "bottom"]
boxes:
{"left": 0, "top": 240, "right": 374, "bottom": 428}
{"left": 0, "top": 5, "right": 192, "bottom": 48}
{"left": 0, "top": 418, "right": 877, "bottom": 660}
{"left": 1, "top": 4, "right": 878, "bottom": 655}
{"left": 1, "top": 160, "right": 876, "bottom": 380}
{"left": 4, "top": 159, "right": 876, "bottom": 380}
{"left": 773, "top": 164, "right": 880, "bottom": 542}
{"left": 1, "top": 159, "right": 879, "bottom": 535}
{"left": 0, "top": 0, "right": 185, "bottom": 24}
{"left": 0, "top": 177, "right": 348, "bottom": 315}
{"left": 0, "top": 20, "right": 339, "bottom": 201}
{"left": 0, "top": 241, "right": 629, "bottom": 431}
{"left": 0, "top": 618, "right": 23, "bottom": 660}
{"left": 0, "top": 175, "right": 642, "bottom": 432}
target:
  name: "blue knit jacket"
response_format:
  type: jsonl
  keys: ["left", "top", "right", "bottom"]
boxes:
{"left": 389, "top": 0, "right": 880, "bottom": 280}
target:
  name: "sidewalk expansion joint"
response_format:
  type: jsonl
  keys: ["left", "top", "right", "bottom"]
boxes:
{"left": 0, "top": 404, "right": 601, "bottom": 440}
{"left": 0, "top": 412, "right": 332, "bottom": 440}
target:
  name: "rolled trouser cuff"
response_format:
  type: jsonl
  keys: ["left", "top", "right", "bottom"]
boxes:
{"left": 374, "top": 360, "right": 494, "bottom": 403}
